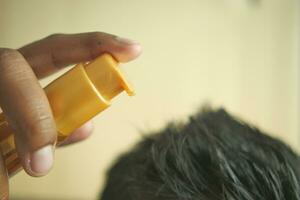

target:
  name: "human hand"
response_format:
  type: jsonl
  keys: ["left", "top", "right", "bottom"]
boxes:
{"left": 0, "top": 32, "right": 141, "bottom": 199}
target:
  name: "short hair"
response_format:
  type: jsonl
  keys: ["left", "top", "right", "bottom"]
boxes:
{"left": 100, "top": 108, "right": 300, "bottom": 200}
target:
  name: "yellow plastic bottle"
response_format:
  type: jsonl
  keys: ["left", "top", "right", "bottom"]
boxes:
{"left": 0, "top": 54, "right": 134, "bottom": 176}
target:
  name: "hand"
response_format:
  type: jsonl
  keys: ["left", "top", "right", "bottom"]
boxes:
{"left": 0, "top": 32, "right": 141, "bottom": 199}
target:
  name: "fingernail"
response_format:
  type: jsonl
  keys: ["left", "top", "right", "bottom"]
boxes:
{"left": 116, "top": 37, "right": 139, "bottom": 45}
{"left": 30, "top": 145, "right": 53, "bottom": 176}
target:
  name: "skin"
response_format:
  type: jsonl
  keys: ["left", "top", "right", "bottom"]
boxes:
{"left": 0, "top": 32, "right": 142, "bottom": 199}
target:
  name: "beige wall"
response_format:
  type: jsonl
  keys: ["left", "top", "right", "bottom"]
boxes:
{"left": 0, "top": 0, "right": 298, "bottom": 199}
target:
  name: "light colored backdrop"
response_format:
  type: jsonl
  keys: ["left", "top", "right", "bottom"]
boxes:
{"left": 0, "top": 0, "right": 299, "bottom": 199}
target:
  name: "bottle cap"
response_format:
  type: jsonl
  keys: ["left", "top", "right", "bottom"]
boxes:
{"left": 46, "top": 54, "right": 134, "bottom": 138}
{"left": 84, "top": 54, "right": 135, "bottom": 99}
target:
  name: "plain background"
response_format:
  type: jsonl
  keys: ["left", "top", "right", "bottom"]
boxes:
{"left": 0, "top": 0, "right": 299, "bottom": 199}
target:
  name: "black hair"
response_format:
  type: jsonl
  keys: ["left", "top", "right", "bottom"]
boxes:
{"left": 100, "top": 108, "right": 300, "bottom": 200}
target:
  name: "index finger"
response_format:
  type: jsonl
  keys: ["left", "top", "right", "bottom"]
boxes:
{"left": 19, "top": 32, "right": 142, "bottom": 78}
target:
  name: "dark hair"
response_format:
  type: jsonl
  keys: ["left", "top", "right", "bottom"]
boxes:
{"left": 100, "top": 108, "right": 300, "bottom": 200}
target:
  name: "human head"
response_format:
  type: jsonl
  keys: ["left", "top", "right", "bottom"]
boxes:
{"left": 100, "top": 108, "right": 300, "bottom": 200}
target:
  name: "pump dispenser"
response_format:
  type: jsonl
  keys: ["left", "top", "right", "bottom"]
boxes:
{"left": 0, "top": 54, "right": 134, "bottom": 176}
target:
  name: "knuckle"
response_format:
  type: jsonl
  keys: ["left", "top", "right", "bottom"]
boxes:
{"left": 0, "top": 48, "right": 23, "bottom": 73}
{"left": 45, "top": 33, "right": 64, "bottom": 41}
{"left": 93, "top": 31, "right": 105, "bottom": 38}
{"left": 25, "top": 112, "right": 56, "bottom": 144}
{"left": 47, "top": 33, "right": 63, "bottom": 39}
{"left": 92, "top": 31, "right": 116, "bottom": 41}
{"left": 88, "top": 32, "right": 104, "bottom": 46}
{"left": 0, "top": 48, "right": 21, "bottom": 62}
{"left": 87, "top": 32, "right": 116, "bottom": 59}
{"left": 29, "top": 112, "right": 54, "bottom": 133}
{"left": 12, "top": 104, "right": 56, "bottom": 147}
{"left": 22, "top": 104, "right": 56, "bottom": 138}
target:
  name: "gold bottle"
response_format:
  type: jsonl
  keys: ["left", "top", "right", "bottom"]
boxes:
{"left": 0, "top": 54, "right": 134, "bottom": 176}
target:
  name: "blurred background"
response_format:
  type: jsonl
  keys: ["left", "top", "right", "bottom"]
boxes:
{"left": 0, "top": 0, "right": 299, "bottom": 199}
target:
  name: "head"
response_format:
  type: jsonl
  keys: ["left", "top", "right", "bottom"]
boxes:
{"left": 100, "top": 108, "right": 300, "bottom": 200}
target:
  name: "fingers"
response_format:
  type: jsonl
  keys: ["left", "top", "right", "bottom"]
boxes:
{"left": 0, "top": 49, "right": 56, "bottom": 177}
{"left": 0, "top": 32, "right": 141, "bottom": 180}
{"left": 0, "top": 151, "right": 8, "bottom": 200}
{"left": 58, "top": 121, "right": 93, "bottom": 147}
{"left": 19, "top": 32, "right": 142, "bottom": 78}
